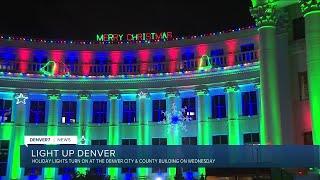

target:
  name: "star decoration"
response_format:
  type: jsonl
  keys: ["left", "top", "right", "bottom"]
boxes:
{"left": 15, "top": 93, "right": 28, "bottom": 105}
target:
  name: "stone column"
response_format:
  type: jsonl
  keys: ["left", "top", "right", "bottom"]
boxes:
{"left": 299, "top": 0, "right": 320, "bottom": 144}
{"left": 225, "top": 85, "right": 240, "bottom": 145}
{"left": 137, "top": 90, "right": 151, "bottom": 179}
{"left": 77, "top": 91, "right": 91, "bottom": 174}
{"left": 9, "top": 92, "right": 29, "bottom": 179}
{"left": 108, "top": 90, "right": 121, "bottom": 180}
{"left": 165, "top": 89, "right": 180, "bottom": 180}
{"left": 196, "top": 86, "right": 210, "bottom": 178}
{"left": 44, "top": 91, "right": 60, "bottom": 179}
{"left": 251, "top": 4, "right": 282, "bottom": 144}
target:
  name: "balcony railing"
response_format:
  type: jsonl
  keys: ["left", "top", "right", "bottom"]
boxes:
{"left": 0, "top": 50, "right": 259, "bottom": 76}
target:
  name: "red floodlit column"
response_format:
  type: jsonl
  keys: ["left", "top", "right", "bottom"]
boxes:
{"left": 17, "top": 48, "right": 31, "bottom": 73}
{"left": 138, "top": 49, "right": 150, "bottom": 74}
{"left": 167, "top": 48, "right": 179, "bottom": 73}
{"left": 225, "top": 39, "right": 238, "bottom": 66}
{"left": 50, "top": 50, "right": 64, "bottom": 75}
{"left": 80, "top": 51, "right": 93, "bottom": 76}
{"left": 110, "top": 51, "right": 122, "bottom": 76}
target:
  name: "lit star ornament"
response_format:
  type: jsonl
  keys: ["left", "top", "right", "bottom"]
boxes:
{"left": 159, "top": 102, "right": 192, "bottom": 134}
{"left": 15, "top": 93, "right": 28, "bottom": 104}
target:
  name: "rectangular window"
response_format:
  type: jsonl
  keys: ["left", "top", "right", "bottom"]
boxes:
{"left": 243, "top": 133, "right": 260, "bottom": 144}
{"left": 58, "top": 167, "right": 75, "bottom": 175}
{"left": 182, "top": 97, "right": 196, "bottom": 120}
{"left": 293, "top": 17, "right": 305, "bottom": 40}
{"left": 152, "top": 100, "right": 166, "bottom": 122}
{"left": 122, "top": 139, "right": 137, "bottom": 173}
{"left": 92, "top": 101, "right": 107, "bottom": 123}
{"left": 0, "top": 140, "right": 9, "bottom": 176}
{"left": 29, "top": 101, "right": 46, "bottom": 123}
{"left": 211, "top": 49, "right": 225, "bottom": 66}
{"left": 213, "top": 135, "right": 228, "bottom": 144}
{"left": 240, "top": 43, "right": 254, "bottom": 52}
{"left": 242, "top": 91, "right": 258, "bottom": 116}
{"left": 0, "top": 99, "right": 12, "bottom": 123}
{"left": 24, "top": 167, "right": 42, "bottom": 176}
{"left": 182, "top": 137, "right": 197, "bottom": 145}
{"left": 91, "top": 139, "right": 107, "bottom": 175}
{"left": 91, "top": 139, "right": 107, "bottom": 145}
{"left": 299, "top": 72, "right": 309, "bottom": 100}
{"left": 62, "top": 101, "right": 77, "bottom": 124}
{"left": 212, "top": 95, "right": 226, "bottom": 119}
{"left": 211, "top": 49, "right": 224, "bottom": 56}
{"left": 152, "top": 138, "right": 167, "bottom": 173}
{"left": 123, "top": 101, "right": 136, "bottom": 123}
{"left": 182, "top": 52, "right": 195, "bottom": 61}
{"left": 152, "top": 138, "right": 167, "bottom": 145}
{"left": 122, "top": 139, "right": 137, "bottom": 145}
{"left": 153, "top": 55, "right": 166, "bottom": 62}
{"left": 304, "top": 131, "right": 313, "bottom": 145}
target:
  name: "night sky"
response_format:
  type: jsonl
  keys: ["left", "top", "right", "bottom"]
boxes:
{"left": 0, "top": 1, "right": 254, "bottom": 41}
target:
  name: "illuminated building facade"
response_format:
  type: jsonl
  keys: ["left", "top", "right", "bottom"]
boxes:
{"left": 0, "top": 0, "right": 319, "bottom": 179}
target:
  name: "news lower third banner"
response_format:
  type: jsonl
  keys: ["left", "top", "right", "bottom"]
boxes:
{"left": 21, "top": 145, "right": 320, "bottom": 168}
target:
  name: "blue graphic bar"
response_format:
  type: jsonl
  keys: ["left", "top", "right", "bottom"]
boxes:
{"left": 20, "top": 145, "right": 320, "bottom": 168}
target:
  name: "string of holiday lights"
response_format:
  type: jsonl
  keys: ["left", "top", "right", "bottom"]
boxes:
{"left": 0, "top": 61, "right": 259, "bottom": 80}
{"left": 0, "top": 25, "right": 256, "bottom": 45}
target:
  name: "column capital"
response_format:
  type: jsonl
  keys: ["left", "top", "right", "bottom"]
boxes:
{"left": 224, "top": 85, "right": 239, "bottom": 93}
{"left": 78, "top": 91, "right": 91, "bottom": 100}
{"left": 299, "top": 0, "right": 320, "bottom": 16}
{"left": 108, "top": 90, "right": 121, "bottom": 100}
{"left": 165, "top": 88, "right": 180, "bottom": 98}
{"left": 195, "top": 86, "right": 209, "bottom": 95}
{"left": 47, "top": 90, "right": 61, "bottom": 100}
{"left": 250, "top": 3, "right": 277, "bottom": 27}
{"left": 136, "top": 89, "right": 150, "bottom": 99}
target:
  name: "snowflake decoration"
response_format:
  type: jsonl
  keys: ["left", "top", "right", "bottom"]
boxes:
{"left": 159, "top": 102, "right": 192, "bottom": 133}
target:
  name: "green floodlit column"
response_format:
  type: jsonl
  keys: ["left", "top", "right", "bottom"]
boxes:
{"left": 196, "top": 88, "right": 210, "bottom": 178}
{"left": 77, "top": 92, "right": 91, "bottom": 174}
{"left": 299, "top": 1, "right": 320, "bottom": 144}
{"left": 9, "top": 92, "right": 28, "bottom": 180}
{"left": 108, "top": 92, "right": 121, "bottom": 180}
{"left": 250, "top": 4, "right": 282, "bottom": 145}
{"left": 137, "top": 90, "right": 151, "bottom": 179}
{"left": 166, "top": 90, "right": 180, "bottom": 180}
{"left": 44, "top": 92, "right": 60, "bottom": 179}
{"left": 225, "top": 86, "right": 240, "bottom": 145}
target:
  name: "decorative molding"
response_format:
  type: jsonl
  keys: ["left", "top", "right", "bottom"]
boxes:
{"left": 195, "top": 85, "right": 209, "bottom": 95}
{"left": 136, "top": 89, "right": 150, "bottom": 98}
{"left": 47, "top": 90, "right": 61, "bottom": 100}
{"left": 224, "top": 82, "right": 239, "bottom": 93}
{"left": 78, "top": 91, "right": 91, "bottom": 100}
{"left": 108, "top": 90, "right": 121, "bottom": 100}
{"left": 299, "top": 0, "right": 320, "bottom": 15}
{"left": 250, "top": 3, "right": 277, "bottom": 27}
{"left": 165, "top": 88, "right": 180, "bottom": 98}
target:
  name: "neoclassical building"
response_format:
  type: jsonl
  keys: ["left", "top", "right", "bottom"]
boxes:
{"left": 0, "top": 0, "right": 319, "bottom": 179}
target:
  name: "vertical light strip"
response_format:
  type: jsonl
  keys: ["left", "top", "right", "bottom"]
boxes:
{"left": 196, "top": 88, "right": 209, "bottom": 177}
{"left": 44, "top": 92, "right": 60, "bottom": 179}
{"left": 303, "top": 9, "right": 320, "bottom": 144}
{"left": 166, "top": 90, "right": 180, "bottom": 179}
{"left": 77, "top": 92, "right": 90, "bottom": 174}
{"left": 225, "top": 86, "right": 240, "bottom": 145}
{"left": 108, "top": 92, "right": 121, "bottom": 179}
{"left": 137, "top": 90, "right": 150, "bottom": 178}
{"left": 9, "top": 92, "right": 28, "bottom": 179}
